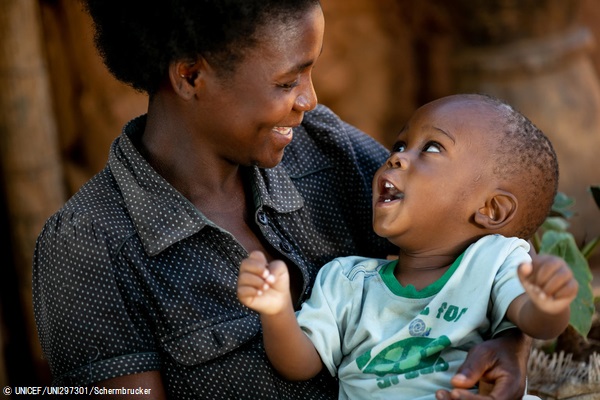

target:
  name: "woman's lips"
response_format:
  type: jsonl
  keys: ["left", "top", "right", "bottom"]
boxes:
{"left": 273, "top": 126, "right": 293, "bottom": 136}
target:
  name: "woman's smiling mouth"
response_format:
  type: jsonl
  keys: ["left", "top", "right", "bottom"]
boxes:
{"left": 273, "top": 126, "right": 293, "bottom": 136}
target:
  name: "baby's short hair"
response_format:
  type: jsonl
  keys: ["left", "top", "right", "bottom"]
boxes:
{"left": 479, "top": 95, "right": 558, "bottom": 238}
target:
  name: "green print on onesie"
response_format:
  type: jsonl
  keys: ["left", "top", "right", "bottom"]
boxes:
{"left": 355, "top": 335, "right": 451, "bottom": 389}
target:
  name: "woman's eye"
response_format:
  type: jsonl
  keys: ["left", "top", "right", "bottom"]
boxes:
{"left": 278, "top": 81, "right": 299, "bottom": 90}
{"left": 424, "top": 142, "right": 442, "bottom": 153}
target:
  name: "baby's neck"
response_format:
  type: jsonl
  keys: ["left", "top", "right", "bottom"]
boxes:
{"left": 394, "top": 253, "right": 457, "bottom": 291}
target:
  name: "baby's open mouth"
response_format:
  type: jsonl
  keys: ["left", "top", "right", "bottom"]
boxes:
{"left": 380, "top": 181, "right": 404, "bottom": 203}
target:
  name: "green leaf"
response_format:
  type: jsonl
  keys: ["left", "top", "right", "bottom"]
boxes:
{"left": 540, "top": 231, "right": 595, "bottom": 337}
{"left": 540, "top": 216, "right": 570, "bottom": 232}
{"left": 550, "top": 192, "right": 575, "bottom": 219}
{"left": 582, "top": 236, "right": 600, "bottom": 260}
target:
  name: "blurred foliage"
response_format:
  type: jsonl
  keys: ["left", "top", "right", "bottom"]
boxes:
{"left": 532, "top": 187, "right": 600, "bottom": 338}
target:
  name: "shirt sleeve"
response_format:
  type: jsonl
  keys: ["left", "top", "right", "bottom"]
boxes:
{"left": 33, "top": 211, "right": 161, "bottom": 385}
{"left": 295, "top": 258, "right": 363, "bottom": 377}
{"left": 489, "top": 239, "right": 530, "bottom": 334}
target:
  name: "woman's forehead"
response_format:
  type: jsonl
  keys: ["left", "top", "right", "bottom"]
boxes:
{"left": 235, "top": 5, "right": 324, "bottom": 73}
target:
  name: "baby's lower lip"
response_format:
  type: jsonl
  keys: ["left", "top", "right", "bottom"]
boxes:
{"left": 273, "top": 127, "right": 292, "bottom": 136}
{"left": 377, "top": 193, "right": 405, "bottom": 204}
{"left": 379, "top": 198, "right": 397, "bottom": 204}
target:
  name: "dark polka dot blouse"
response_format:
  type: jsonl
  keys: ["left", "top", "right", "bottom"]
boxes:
{"left": 33, "top": 105, "right": 395, "bottom": 399}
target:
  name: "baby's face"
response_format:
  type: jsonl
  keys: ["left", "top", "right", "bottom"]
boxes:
{"left": 372, "top": 96, "right": 500, "bottom": 251}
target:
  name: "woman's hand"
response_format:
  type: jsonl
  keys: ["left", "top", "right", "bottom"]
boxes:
{"left": 435, "top": 329, "right": 530, "bottom": 400}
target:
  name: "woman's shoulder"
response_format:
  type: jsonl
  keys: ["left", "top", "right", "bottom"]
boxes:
{"left": 299, "top": 104, "right": 370, "bottom": 145}
{"left": 39, "top": 167, "right": 134, "bottom": 248}
{"left": 284, "top": 104, "right": 388, "bottom": 174}
{"left": 300, "top": 104, "right": 344, "bottom": 131}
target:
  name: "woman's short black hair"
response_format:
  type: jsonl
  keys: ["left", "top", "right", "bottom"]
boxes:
{"left": 82, "top": 0, "right": 320, "bottom": 94}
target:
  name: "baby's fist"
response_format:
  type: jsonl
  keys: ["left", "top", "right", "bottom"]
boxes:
{"left": 518, "top": 254, "right": 578, "bottom": 314}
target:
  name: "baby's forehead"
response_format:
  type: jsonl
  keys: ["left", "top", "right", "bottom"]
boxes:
{"left": 425, "top": 96, "right": 504, "bottom": 118}
{"left": 415, "top": 98, "right": 504, "bottom": 138}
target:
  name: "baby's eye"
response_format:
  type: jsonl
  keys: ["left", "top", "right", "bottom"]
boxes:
{"left": 391, "top": 142, "right": 406, "bottom": 153}
{"left": 423, "top": 142, "right": 442, "bottom": 153}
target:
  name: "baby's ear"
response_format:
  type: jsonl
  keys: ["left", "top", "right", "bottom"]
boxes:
{"left": 474, "top": 190, "right": 518, "bottom": 231}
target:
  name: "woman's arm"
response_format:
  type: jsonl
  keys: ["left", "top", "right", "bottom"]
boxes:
{"left": 237, "top": 251, "right": 323, "bottom": 380}
{"left": 92, "top": 371, "right": 167, "bottom": 399}
{"left": 436, "top": 329, "right": 531, "bottom": 400}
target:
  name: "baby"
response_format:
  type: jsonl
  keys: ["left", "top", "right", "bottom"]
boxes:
{"left": 237, "top": 94, "right": 578, "bottom": 399}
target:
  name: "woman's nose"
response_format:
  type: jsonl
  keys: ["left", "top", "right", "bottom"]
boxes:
{"left": 294, "top": 78, "right": 318, "bottom": 112}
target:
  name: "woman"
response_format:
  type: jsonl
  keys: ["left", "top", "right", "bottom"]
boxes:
{"left": 33, "top": 1, "right": 530, "bottom": 399}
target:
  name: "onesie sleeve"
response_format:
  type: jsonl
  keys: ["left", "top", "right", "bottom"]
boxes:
{"left": 33, "top": 211, "right": 160, "bottom": 385}
{"left": 489, "top": 239, "right": 530, "bottom": 335}
{"left": 295, "top": 258, "right": 363, "bottom": 377}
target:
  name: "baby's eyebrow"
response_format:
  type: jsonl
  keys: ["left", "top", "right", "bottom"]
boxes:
{"left": 432, "top": 126, "right": 455, "bottom": 144}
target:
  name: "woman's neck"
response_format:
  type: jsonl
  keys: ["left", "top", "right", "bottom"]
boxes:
{"left": 141, "top": 93, "right": 243, "bottom": 206}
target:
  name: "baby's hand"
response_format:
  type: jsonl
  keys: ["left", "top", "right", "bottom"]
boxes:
{"left": 517, "top": 254, "right": 578, "bottom": 315}
{"left": 237, "top": 251, "right": 291, "bottom": 315}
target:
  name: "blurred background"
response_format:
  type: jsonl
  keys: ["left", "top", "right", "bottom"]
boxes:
{"left": 0, "top": 0, "right": 599, "bottom": 387}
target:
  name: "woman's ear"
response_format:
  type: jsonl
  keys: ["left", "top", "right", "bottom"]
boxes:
{"left": 474, "top": 190, "right": 518, "bottom": 231}
{"left": 168, "top": 59, "right": 203, "bottom": 100}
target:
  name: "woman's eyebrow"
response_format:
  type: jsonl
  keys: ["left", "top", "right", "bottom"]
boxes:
{"left": 285, "top": 46, "right": 323, "bottom": 75}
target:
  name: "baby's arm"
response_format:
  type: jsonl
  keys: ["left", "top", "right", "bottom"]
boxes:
{"left": 506, "top": 254, "right": 578, "bottom": 340}
{"left": 237, "top": 251, "right": 323, "bottom": 380}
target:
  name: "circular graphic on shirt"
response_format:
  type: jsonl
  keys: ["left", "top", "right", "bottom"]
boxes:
{"left": 408, "top": 318, "right": 429, "bottom": 337}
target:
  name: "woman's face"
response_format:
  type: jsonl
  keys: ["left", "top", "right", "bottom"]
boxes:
{"left": 195, "top": 4, "right": 325, "bottom": 169}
